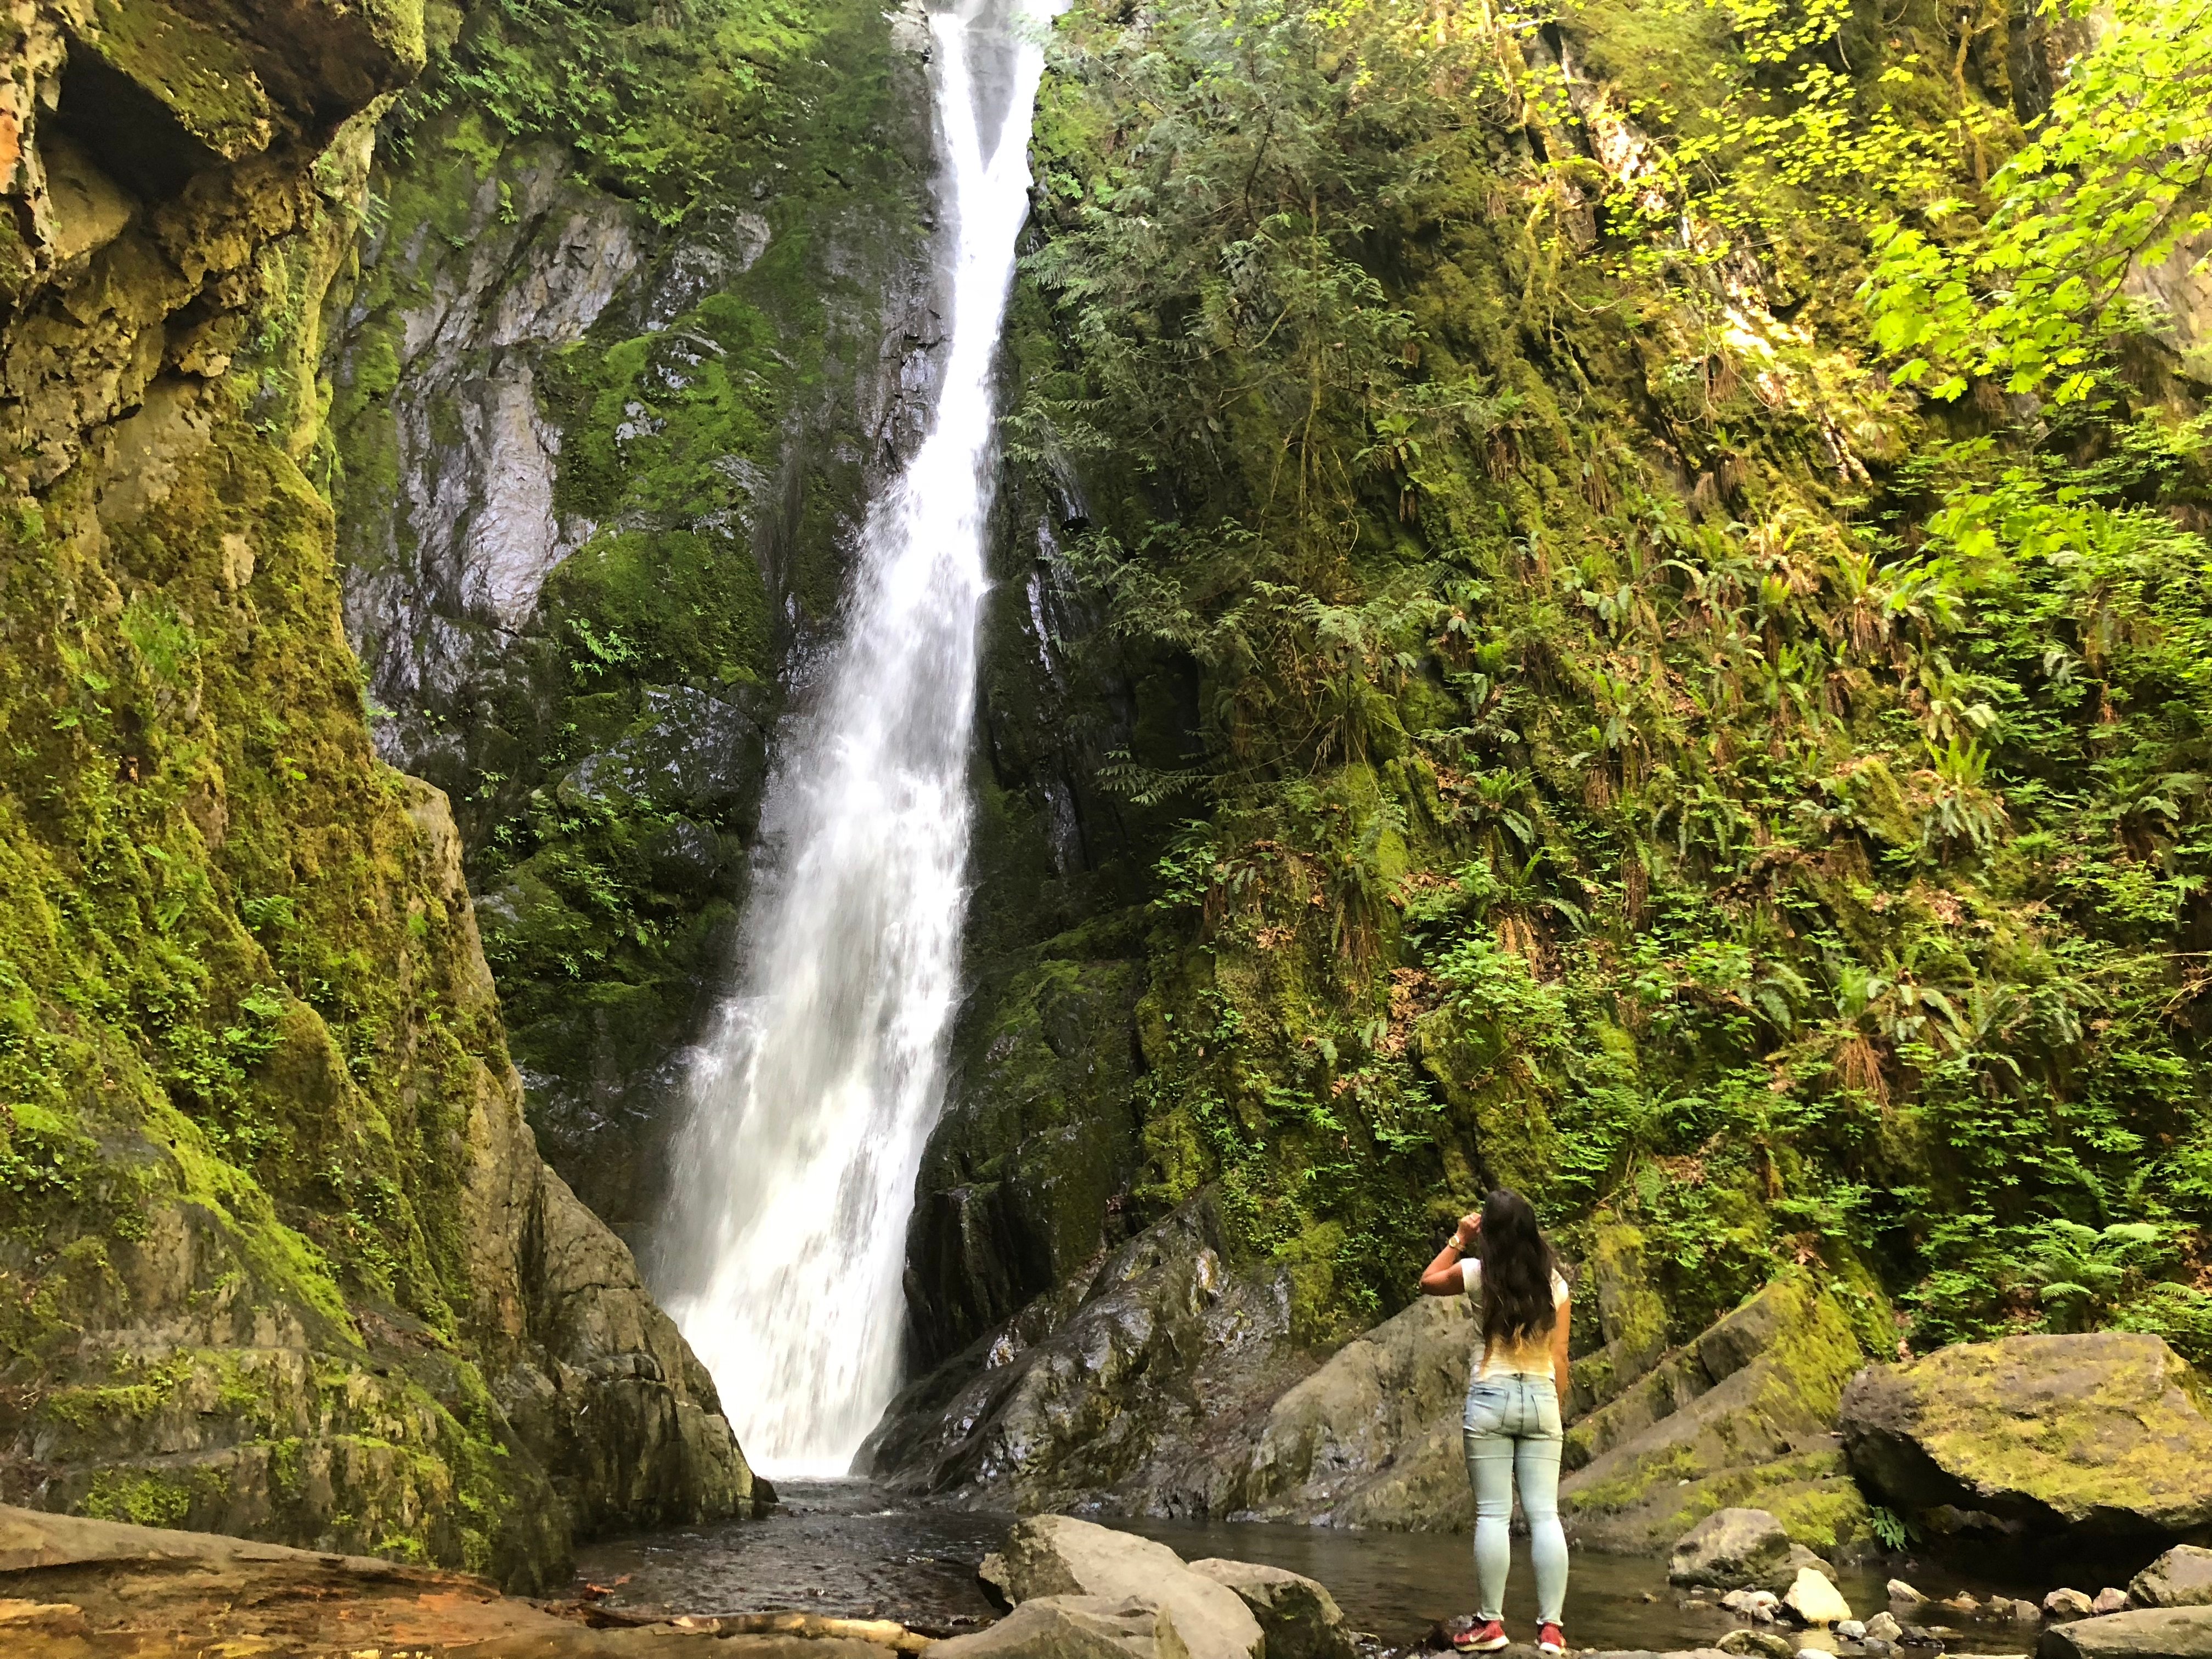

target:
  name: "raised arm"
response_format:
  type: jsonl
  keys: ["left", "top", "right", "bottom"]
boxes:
{"left": 1419, "top": 1212, "right": 1482, "bottom": 1295}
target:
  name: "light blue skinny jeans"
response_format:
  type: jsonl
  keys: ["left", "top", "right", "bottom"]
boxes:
{"left": 1462, "top": 1370, "right": 1568, "bottom": 1625}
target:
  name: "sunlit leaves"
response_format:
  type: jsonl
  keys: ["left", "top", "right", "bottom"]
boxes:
{"left": 1864, "top": 0, "right": 2212, "bottom": 403}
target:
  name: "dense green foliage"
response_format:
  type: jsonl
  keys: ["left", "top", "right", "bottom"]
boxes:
{"left": 1013, "top": 0, "right": 2212, "bottom": 1359}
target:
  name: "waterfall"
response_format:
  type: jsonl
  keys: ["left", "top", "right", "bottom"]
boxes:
{"left": 652, "top": 0, "right": 1059, "bottom": 1476}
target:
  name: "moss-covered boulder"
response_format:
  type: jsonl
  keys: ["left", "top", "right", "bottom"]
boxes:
{"left": 1841, "top": 1333, "right": 2212, "bottom": 1543}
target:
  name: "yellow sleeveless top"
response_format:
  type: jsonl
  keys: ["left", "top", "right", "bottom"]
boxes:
{"left": 1459, "top": 1259, "right": 1570, "bottom": 1379}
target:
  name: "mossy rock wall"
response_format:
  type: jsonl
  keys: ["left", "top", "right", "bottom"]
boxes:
{"left": 877, "top": 0, "right": 2211, "bottom": 1527}
{"left": 324, "top": 0, "right": 943, "bottom": 1239}
{"left": 0, "top": 0, "right": 749, "bottom": 1588}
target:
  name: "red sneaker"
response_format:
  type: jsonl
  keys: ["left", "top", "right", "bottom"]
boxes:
{"left": 1453, "top": 1620, "right": 1509, "bottom": 1653}
{"left": 1537, "top": 1623, "right": 1567, "bottom": 1655}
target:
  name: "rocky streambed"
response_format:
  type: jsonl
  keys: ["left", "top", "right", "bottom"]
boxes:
{"left": 5, "top": 1491, "right": 2208, "bottom": 1659}
{"left": 574, "top": 1482, "right": 2088, "bottom": 1657}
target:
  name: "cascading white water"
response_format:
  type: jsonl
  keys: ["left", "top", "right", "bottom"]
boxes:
{"left": 653, "top": 0, "right": 1060, "bottom": 1476}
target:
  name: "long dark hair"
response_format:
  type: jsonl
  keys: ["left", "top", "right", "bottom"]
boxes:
{"left": 1476, "top": 1188, "right": 1559, "bottom": 1346}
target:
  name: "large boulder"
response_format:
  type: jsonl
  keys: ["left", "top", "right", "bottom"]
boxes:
{"left": 992, "top": 1517, "right": 1263, "bottom": 1659}
{"left": 1668, "top": 1509, "right": 1793, "bottom": 1588}
{"left": 2135, "top": 1547, "right": 2212, "bottom": 1609}
{"left": 2038, "top": 1606, "right": 2212, "bottom": 1659}
{"left": 933, "top": 1597, "right": 1190, "bottom": 1659}
{"left": 1227, "top": 1294, "right": 1480, "bottom": 1528}
{"left": 1188, "top": 1559, "right": 1357, "bottom": 1659}
{"left": 1841, "top": 1334, "right": 2212, "bottom": 1542}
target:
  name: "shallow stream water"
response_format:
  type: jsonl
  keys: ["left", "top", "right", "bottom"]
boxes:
{"left": 576, "top": 1481, "right": 2055, "bottom": 1654}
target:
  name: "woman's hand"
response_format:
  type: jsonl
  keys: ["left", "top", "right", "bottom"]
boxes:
{"left": 1420, "top": 1214, "right": 1482, "bottom": 1295}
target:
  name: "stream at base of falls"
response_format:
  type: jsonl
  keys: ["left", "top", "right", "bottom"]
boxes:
{"left": 575, "top": 1481, "right": 2051, "bottom": 1654}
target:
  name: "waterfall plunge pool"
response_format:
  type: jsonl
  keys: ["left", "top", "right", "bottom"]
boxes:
{"left": 574, "top": 1480, "right": 2051, "bottom": 1654}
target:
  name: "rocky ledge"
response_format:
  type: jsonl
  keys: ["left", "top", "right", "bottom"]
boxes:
{"left": 0, "top": 1502, "right": 907, "bottom": 1657}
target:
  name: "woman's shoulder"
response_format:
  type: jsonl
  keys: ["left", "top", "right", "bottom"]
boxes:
{"left": 1551, "top": 1265, "right": 1571, "bottom": 1302}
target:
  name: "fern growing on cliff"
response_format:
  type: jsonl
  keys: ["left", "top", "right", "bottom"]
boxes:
{"left": 1016, "top": 0, "right": 2212, "bottom": 1356}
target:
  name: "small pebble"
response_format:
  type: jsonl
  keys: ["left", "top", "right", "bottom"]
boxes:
{"left": 1887, "top": 1580, "right": 1926, "bottom": 1606}
{"left": 2091, "top": 1588, "right": 2130, "bottom": 1616}
{"left": 2044, "top": 1588, "right": 2094, "bottom": 1619}
{"left": 1838, "top": 1621, "right": 1866, "bottom": 1641}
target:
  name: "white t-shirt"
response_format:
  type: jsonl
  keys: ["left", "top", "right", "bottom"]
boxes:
{"left": 1461, "top": 1259, "right": 1571, "bottom": 1379}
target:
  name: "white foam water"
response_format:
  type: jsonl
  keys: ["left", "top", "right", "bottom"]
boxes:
{"left": 653, "top": 0, "right": 1062, "bottom": 1476}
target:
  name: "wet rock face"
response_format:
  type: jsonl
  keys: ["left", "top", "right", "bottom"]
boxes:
{"left": 1840, "top": 1333, "right": 2212, "bottom": 1544}
{"left": 0, "top": 0, "right": 751, "bottom": 1589}
{"left": 326, "top": 6, "right": 946, "bottom": 1235}
{"left": 335, "top": 150, "right": 648, "bottom": 788}
{"left": 1227, "top": 1294, "right": 1479, "bottom": 1530}
{"left": 861, "top": 1199, "right": 1319, "bottom": 1515}
{"left": 904, "top": 955, "right": 1148, "bottom": 1369}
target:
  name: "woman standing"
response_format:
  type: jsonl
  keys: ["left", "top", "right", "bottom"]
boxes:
{"left": 1419, "top": 1188, "right": 1572, "bottom": 1655}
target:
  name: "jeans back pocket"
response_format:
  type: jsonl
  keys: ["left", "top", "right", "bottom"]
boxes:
{"left": 1463, "top": 1380, "right": 1509, "bottom": 1435}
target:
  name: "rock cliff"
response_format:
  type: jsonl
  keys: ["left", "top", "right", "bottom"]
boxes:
{"left": 0, "top": 0, "right": 750, "bottom": 1588}
{"left": 324, "top": 0, "right": 945, "bottom": 1240}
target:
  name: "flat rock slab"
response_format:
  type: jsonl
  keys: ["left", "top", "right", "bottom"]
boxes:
{"left": 1842, "top": 1334, "right": 2212, "bottom": 1539}
{"left": 0, "top": 1502, "right": 901, "bottom": 1658}
{"left": 2038, "top": 1605, "right": 2212, "bottom": 1659}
